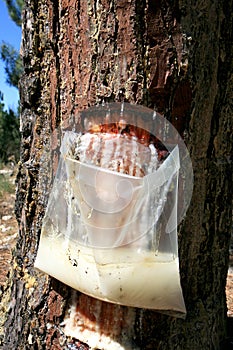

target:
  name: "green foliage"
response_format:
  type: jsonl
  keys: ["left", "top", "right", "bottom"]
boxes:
{"left": 1, "top": 1, "right": 23, "bottom": 88}
{"left": 0, "top": 42, "right": 23, "bottom": 88}
{"left": 3, "top": 0, "right": 23, "bottom": 27}
{"left": 0, "top": 1, "right": 22, "bottom": 166}
{"left": 0, "top": 92, "right": 20, "bottom": 164}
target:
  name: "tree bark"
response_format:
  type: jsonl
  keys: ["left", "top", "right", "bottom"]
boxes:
{"left": 1, "top": 0, "right": 232, "bottom": 349}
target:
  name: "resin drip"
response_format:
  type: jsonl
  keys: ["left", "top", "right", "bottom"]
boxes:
{"left": 35, "top": 233, "right": 186, "bottom": 313}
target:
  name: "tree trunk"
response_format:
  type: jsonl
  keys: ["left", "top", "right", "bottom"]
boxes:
{"left": 1, "top": 0, "right": 232, "bottom": 349}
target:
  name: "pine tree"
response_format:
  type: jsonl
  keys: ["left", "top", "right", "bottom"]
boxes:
{"left": 3, "top": 0, "right": 23, "bottom": 26}
{"left": 0, "top": 0, "right": 23, "bottom": 88}
{"left": 2, "top": 1, "right": 232, "bottom": 349}
{"left": 0, "top": 92, "right": 20, "bottom": 163}
{"left": 0, "top": 0, "right": 23, "bottom": 163}
{"left": 0, "top": 42, "right": 22, "bottom": 88}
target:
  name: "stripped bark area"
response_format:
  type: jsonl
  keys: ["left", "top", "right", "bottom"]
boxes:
{"left": 1, "top": 0, "right": 232, "bottom": 349}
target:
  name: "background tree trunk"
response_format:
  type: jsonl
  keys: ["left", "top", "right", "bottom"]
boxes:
{"left": 1, "top": 0, "right": 232, "bottom": 349}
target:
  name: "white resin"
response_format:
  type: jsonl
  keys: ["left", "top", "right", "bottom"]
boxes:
{"left": 35, "top": 233, "right": 186, "bottom": 313}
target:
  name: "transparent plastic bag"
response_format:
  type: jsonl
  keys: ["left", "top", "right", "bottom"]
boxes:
{"left": 35, "top": 103, "right": 191, "bottom": 317}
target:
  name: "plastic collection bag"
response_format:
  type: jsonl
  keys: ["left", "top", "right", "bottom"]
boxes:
{"left": 35, "top": 103, "right": 191, "bottom": 317}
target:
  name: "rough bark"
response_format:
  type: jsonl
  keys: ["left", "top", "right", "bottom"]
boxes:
{"left": 1, "top": 0, "right": 232, "bottom": 349}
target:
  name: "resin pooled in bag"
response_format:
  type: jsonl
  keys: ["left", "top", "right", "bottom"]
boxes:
{"left": 35, "top": 106, "right": 186, "bottom": 316}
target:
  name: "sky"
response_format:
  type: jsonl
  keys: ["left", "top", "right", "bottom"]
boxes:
{"left": 0, "top": 0, "right": 22, "bottom": 111}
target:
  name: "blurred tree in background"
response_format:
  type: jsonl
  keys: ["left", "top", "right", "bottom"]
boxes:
{"left": 1, "top": 42, "right": 22, "bottom": 88}
{"left": 0, "top": 0, "right": 23, "bottom": 164}
{"left": 0, "top": 93, "right": 20, "bottom": 163}
{"left": 3, "top": 0, "right": 23, "bottom": 26}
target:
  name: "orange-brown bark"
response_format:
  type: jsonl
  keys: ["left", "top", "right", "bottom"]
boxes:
{"left": 1, "top": 0, "right": 232, "bottom": 349}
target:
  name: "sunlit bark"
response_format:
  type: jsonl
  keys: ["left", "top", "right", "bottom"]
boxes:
{"left": 1, "top": 0, "right": 232, "bottom": 349}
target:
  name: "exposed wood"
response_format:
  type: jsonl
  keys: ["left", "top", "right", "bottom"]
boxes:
{"left": 1, "top": 0, "right": 232, "bottom": 349}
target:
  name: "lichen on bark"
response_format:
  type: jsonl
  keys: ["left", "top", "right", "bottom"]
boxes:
{"left": 1, "top": 0, "right": 232, "bottom": 349}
